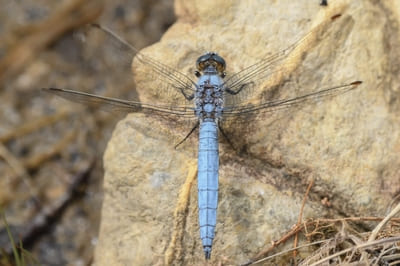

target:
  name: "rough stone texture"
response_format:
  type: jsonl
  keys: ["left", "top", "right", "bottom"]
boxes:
{"left": 95, "top": 0, "right": 400, "bottom": 265}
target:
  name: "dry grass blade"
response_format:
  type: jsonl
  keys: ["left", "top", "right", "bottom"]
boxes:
{"left": 243, "top": 215, "right": 400, "bottom": 266}
{"left": 307, "top": 236, "right": 400, "bottom": 266}
{"left": 368, "top": 201, "right": 400, "bottom": 242}
{"left": 244, "top": 240, "right": 328, "bottom": 266}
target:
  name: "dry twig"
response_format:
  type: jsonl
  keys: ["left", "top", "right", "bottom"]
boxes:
{"left": 243, "top": 216, "right": 400, "bottom": 266}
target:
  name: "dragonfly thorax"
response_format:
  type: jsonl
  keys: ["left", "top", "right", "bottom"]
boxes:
{"left": 195, "top": 66, "right": 224, "bottom": 121}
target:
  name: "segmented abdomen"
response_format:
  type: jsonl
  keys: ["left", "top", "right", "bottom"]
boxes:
{"left": 197, "top": 120, "right": 219, "bottom": 259}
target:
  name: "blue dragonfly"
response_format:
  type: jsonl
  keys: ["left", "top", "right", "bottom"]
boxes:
{"left": 44, "top": 14, "right": 361, "bottom": 259}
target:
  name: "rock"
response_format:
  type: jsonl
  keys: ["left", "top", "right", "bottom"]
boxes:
{"left": 94, "top": 0, "right": 400, "bottom": 264}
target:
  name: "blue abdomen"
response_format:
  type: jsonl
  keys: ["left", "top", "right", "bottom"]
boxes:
{"left": 197, "top": 120, "right": 219, "bottom": 259}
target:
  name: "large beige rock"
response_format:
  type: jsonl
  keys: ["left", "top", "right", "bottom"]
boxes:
{"left": 95, "top": 0, "right": 400, "bottom": 265}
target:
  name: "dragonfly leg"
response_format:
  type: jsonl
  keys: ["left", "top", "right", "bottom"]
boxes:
{"left": 174, "top": 121, "right": 199, "bottom": 149}
{"left": 178, "top": 87, "right": 195, "bottom": 100}
{"left": 225, "top": 81, "right": 254, "bottom": 95}
{"left": 217, "top": 121, "right": 235, "bottom": 150}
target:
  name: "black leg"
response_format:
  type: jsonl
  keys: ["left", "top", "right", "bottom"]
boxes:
{"left": 225, "top": 82, "right": 254, "bottom": 95}
{"left": 174, "top": 121, "right": 199, "bottom": 149}
{"left": 218, "top": 121, "right": 235, "bottom": 150}
{"left": 179, "top": 87, "right": 195, "bottom": 100}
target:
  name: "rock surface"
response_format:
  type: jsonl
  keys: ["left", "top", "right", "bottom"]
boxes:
{"left": 95, "top": 0, "right": 400, "bottom": 265}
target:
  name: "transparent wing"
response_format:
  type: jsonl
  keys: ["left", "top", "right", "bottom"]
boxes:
{"left": 89, "top": 24, "right": 197, "bottom": 104}
{"left": 223, "top": 81, "right": 362, "bottom": 116}
{"left": 43, "top": 87, "right": 195, "bottom": 117}
{"left": 216, "top": 13, "right": 361, "bottom": 150}
{"left": 44, "top": 23, "right": 201, "bottom": 145}
{"left": 222, "top": 14, "right": 343, "bottom": 107}
{"left": 218, "top": 80, "right": 362, "bottom": 152}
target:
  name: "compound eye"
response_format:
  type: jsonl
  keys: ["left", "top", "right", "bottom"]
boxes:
{"left": 215, "top": 61, "right": 225, "bottom": 73}
{"left": 196, "top": 52, "right": 226, "bottom": 73}
{"left": 210, "top": 54, "right": 226, "bottom": 73}
{"left": 196, "top": 53, "right": 212, "bottom": 71}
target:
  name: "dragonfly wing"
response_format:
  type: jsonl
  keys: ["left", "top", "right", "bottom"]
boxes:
{"left": 222, "top": 14, "right": 344, "bottom": 107}
{"left": 44, "top": 87, "right": 200, "bottom": 146}
{"left": 88, "top": 24, "right": 197, "bottom": 106}
{"left": 219, "top": 81, "right": 362, "bottom": 152}
{"left": 218, "top": 13, "right": 360, "bottom": 151}
{"left": 43, "top": 87, "right": 195, "bottom": 117}
{"left": 45, "top": 24, "right": 202, "bottom": 144}
{"left": 223, "top": 81, "right": 362, "bottom": 116}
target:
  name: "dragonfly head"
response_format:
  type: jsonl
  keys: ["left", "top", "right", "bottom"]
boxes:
{"left": 196, "top": 52, "right": 226, "bottom": 78}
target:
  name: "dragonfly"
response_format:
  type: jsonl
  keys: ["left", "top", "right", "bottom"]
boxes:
{"left": 44, "top": 14, "right": 362, "bottom": 259}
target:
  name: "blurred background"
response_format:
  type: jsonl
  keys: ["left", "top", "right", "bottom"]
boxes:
{"left": 0, "top": 0, "right": 174, "bottom": 264}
